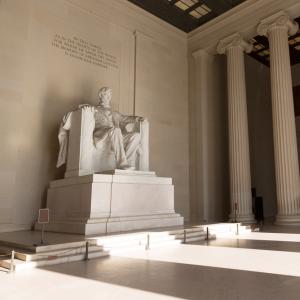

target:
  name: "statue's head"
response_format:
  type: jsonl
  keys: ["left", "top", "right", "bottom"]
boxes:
{"left": 98, "top": 87, "right": 112, "bottom": 108}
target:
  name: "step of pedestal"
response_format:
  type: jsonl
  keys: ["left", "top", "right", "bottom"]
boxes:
{"left": 0, "top": 223, "right": 251, "bottom": 271}
{"left": 92, "top": 232, "right": 177, "bottom": 248}
{"left": 108, "top": 239, "right": 181, "bottom": 254}
{"left": 15, "top": 244, "right": 104, "bottom": 262}
{"left": 0, "top": 266, "right": 8, "bottom": 273}
{"left": 168, "top": 227, "right": 217, "bottom": 242}
{"left": 173, "top": 231, "right": 207, "bottom": 239}
{"left": 99, "top": 236, "right": 179, "bottom": 251}
{"left": 168, "top": 227, "right": 205, "bottom": 235}
{"left": 184, "top": 234, "right": 216, "bottom": 243}
{"left": 0, "top": 249, "right": 109, "bottom": 271}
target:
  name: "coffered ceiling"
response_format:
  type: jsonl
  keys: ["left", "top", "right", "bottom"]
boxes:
{"left": 249, "top": 17, "right": 300, "bottom": 66}
{"left": 127, "top": 0, "right": 246, "bottom": 32}
{"left": 128, "top": 0, "right": 300, "bottom": 66}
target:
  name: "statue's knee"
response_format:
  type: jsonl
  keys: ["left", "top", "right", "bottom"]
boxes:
{"left": 114, "top": 127, "right": 122, "bottom": 136}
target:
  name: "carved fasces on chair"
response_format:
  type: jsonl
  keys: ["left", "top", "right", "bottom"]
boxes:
{"left": 139, "top": 120, "right": 149, "bottom": 171}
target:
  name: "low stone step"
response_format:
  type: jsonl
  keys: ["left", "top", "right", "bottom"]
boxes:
{"left": 15, "top": 244, "right": 104, "bottom": 262}
{"left": 174, "top": 231, "right": 207, "bottom": 239}
{"left": 102, "top": 237, "right": 179, "bottom": 252}
{"left": 0, "top": 266, "right": 8, "bottom": 273}
{"left": 94, "top": 234, "right": 177, "bottom": 249}
{"left": 168, "top": 227, "right": 205, "bottom": 235}
{"left": 109, "top": 238, "right": 181, "bottom": 254}
{"left": 0, "top": 250, "right": 109, "bottom": 271}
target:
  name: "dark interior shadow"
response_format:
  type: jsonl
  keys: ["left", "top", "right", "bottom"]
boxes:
{"left": 37, "top": 80, "right": 95, "bottom": 212}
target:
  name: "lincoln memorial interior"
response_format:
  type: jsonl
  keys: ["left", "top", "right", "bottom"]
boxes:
{"left": 2, "top": 0, "right": 300, "bottom": 299}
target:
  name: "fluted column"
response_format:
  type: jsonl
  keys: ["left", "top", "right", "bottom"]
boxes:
{"left": 258, "top": 12, "right": 300, "bottom": 225}
{"left": 217, "top": 33, "right": 255, "bottom": 223}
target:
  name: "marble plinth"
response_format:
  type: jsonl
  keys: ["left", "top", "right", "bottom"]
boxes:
{"left": 40, "top": 171, "right": 183, "bottom": 235}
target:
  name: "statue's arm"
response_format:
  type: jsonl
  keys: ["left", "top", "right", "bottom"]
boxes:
{"left": 120, "top": 114, "right": 145, "bottom": 124}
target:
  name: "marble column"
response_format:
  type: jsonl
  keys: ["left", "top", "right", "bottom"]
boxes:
{"left": 191, "top": 49, "right": 212, "bottom": 223}
{"left": 258, "top": 12, "right": 300, "bottom": 225}
{"left": 217, "top": 33, "right": 255, "bottom": 223}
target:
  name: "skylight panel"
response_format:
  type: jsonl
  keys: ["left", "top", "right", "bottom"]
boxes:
{"left": 175, "top": 1, "right": 189, "bottom": 11}
{"left": 195, "top": 6, "right": 208, "bottom": 15}
{"left": 181, "top": 0, "right": 196, "bottom": 7}
{"left": 189, "top": 10, "right": 201, "bottom": 19}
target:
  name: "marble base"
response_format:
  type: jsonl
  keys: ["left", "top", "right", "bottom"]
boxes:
{"left": 229, "top": 213, "right": 256, "bottom": 224}
{"left": 275, "top": 215, "right": 300, "bottom": 226}
{"left": 41, "top": 171, "right": 183, "bottom": 235}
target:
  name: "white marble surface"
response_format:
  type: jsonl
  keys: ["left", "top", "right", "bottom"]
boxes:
{"left": 2, "top": 246, "right": 300, "bottom": 300}
{"left": 217, "top": 33, "right": 255, "bottom": 223}
{"left": 59, "top": 87, "right": 150, "bottom": 178}
{"left": 258, "top": 12, "right": 300, "bottom": 225}
{"left": 44, "top": 172, "right": 183, "bottom": 235}
{"left": 117, "top": 243, "right": 300, "bottom": 277}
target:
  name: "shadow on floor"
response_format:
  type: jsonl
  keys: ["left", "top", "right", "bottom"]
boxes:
{"left": 40, "top": 255, "right": 300, "bottom": 300}
{"left": 192, "top": 238, "right": 300, "bottom": 252}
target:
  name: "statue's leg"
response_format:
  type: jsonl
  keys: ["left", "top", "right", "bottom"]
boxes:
{"left": 123, "top": 132, "right": 141, "bottom": 167}
{"left": 110, "top": 128, "right": 129, "bottom": 168}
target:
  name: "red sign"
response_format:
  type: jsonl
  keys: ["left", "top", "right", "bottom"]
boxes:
{"left": 38, "top": 208, "right": 49, "bottom": 224}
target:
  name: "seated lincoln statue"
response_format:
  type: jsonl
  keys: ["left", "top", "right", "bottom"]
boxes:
{"left": 56, "top": 87, "right": 149, "bottom": 177}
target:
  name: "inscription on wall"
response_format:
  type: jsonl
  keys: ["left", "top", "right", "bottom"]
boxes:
{"left": 52, "top": 34, "right": 119, "bottom": 70}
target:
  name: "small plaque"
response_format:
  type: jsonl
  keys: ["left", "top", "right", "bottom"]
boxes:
{"left": 38, "top": 208, "right": 49, "bottom": 224}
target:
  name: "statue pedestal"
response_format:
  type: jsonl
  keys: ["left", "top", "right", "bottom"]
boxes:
{"left": 41, "top": 171, "right": 184, "bottom": 235}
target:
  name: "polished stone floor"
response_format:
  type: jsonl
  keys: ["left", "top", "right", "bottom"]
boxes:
{"left": 196, "top": 236, "right": 300, "bottom": 252}
{"left": 2, "top": 224, "right": 300, "bottom": 300}
{"left": 0, "top": 242, "right": 300, "bottom": 300}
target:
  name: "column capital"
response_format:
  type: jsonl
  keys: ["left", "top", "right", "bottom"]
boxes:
{"left": 217, "top": 33, "right": 253, "bottom": 55}
{"left": 257, "top": 12, "right": 299, "bottom": 37}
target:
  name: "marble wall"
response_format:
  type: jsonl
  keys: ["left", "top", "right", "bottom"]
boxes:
{"left": 0, "top": 0, "right": 189, "bottom": 231}
{"left": 246, "top": 56, "right": 277, "bottom": 218}
{"left": 189, "top": 53, "right": 229, "bottom": 223}
{"left": 189, "top": 52, "right": 279, "bottom": 222}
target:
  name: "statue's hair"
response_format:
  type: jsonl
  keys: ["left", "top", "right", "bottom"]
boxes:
{"left": 98, "top": 87, "right": 112, "bottom": 100}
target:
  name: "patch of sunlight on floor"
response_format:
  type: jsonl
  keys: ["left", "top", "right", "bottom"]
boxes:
{"left": 115, "top": 243, "right": 300, "bottom": 277}
{"left": 0, "top": 268, "right": 185, "bottom": 300}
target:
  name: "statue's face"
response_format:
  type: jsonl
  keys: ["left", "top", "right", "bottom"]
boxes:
{"left": 99, "top": 91, "right": 112, "bottom": 108}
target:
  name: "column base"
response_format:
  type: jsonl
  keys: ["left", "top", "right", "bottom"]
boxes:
{"left": 275, "top": 215, "right": 300, "bottom": 226}
{"left": 229, "top": 212, "right": 256, "bottom": 224}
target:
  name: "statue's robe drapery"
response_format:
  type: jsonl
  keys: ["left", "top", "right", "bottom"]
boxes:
{"left": 56, "top": 106, "right": 142, "bottom": 168}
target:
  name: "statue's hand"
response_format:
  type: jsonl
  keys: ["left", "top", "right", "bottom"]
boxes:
{"left": 137, "top": 116, "right": 147, "bottom": 123}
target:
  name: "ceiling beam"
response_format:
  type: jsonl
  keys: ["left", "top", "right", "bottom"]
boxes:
{"left": 197, "top": 11, "right": 218, "bottom": 26}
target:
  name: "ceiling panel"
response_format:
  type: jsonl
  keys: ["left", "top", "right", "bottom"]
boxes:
{"left": 128, "top": 1, "right": 300, "bottom": 66}
{"left": 127, "top": 0, "right": 246, "bottom": 32}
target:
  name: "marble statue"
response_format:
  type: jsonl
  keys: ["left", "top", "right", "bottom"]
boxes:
{"left": 56, "top": 87, "right": 149, "bottom": 175}
{"left": 45, "top": 88, "right": 183, "bottom": 235}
